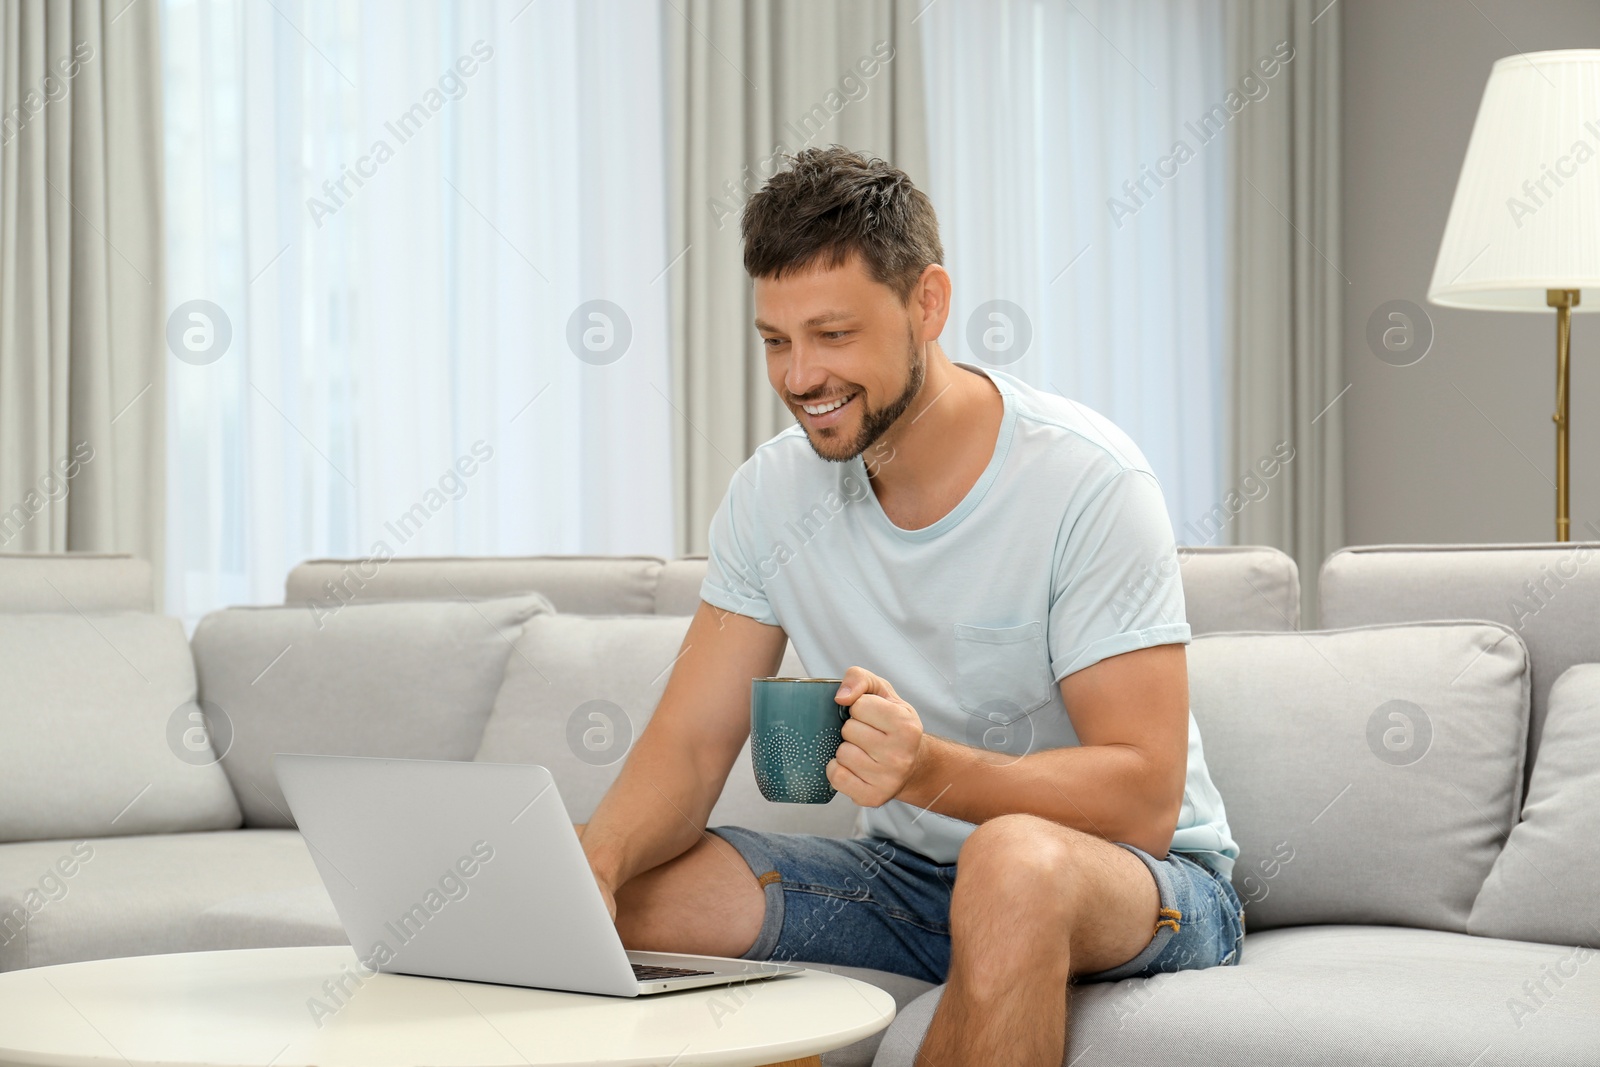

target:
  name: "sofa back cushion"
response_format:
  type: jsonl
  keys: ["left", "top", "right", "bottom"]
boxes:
{"left": 1178, "top": 546, "right": 1300, "bottom": 633}
{"left": 0, "top": 612, "right": 241, "bottom": 841}
{"left": 475, "top": 614, "right": 858, "bottom": 837}
{"left": 654, "top": 557, "right": 709, "bottom": 616}
{"left": 648, "top": 547, "right": 1299, "bottom": 631}
{"left": 0, "top": 553, "right": 153, "bottom": 612}
{"left": 192, "top": 594, "right": 552, "bottom": 826}
{"left": 1319, "top": 542, "right": 1600, "bottom": 801}
{"left": 1470, "top": 663, "right": 1600, "bottom": 948}
{"left": 1189, "top": 622, "right": 1528, "bottom": 932}
{"left": 284, "top": 556, "right": 664, "bottom": 615}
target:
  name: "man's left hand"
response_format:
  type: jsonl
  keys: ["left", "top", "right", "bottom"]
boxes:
{"left": 827, "top": 666, "right": 926, "bottom": 807}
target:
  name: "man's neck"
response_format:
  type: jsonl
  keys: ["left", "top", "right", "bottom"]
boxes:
{"left": 866, "top": 346, "right": 1004, "bottom": 530}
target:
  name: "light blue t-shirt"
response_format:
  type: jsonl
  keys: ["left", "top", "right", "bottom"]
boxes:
{"left": 700, "top": 362, "right": 1239, "bottom": 880}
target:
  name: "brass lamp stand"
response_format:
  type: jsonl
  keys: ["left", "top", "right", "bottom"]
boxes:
{"left": 1549, "top": 289, "right": 1579, "bottom": 542}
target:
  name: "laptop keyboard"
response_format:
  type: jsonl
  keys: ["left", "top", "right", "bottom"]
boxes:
{"left": 632, "top": 963, "right": 716, "bottom": 981}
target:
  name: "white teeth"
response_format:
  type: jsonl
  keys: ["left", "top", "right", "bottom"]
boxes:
{"left": 803, "top": 394, "right": 852, "bottom": 416}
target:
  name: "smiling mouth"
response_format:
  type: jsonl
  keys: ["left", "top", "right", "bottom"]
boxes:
{"left": 799, "top": 392, "right": 856, "bottom": 416}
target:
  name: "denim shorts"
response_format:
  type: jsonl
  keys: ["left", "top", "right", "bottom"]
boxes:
{"left": 707, "top": 825, "right": 1245, "bottom": 985}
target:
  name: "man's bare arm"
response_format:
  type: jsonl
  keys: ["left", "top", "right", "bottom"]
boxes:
{"left": 581, "top": 601, "right": 787, "bottom": 901}
{"left": 845, "top": 644, "right": 1191, "bottom": 857}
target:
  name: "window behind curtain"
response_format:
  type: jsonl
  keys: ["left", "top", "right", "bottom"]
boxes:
{"left": 919, "top": 0, "right": 1228, "bottom": 539}
{"left": 160, "top": 0, "right": 674, "bottom": 630}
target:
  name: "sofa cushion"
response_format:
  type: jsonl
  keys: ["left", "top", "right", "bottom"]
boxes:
{"left": 674, "top": 546, "right": 1299, "bottom": 633}
{"left": 1470, "top": 663, "right": 1600, "bottom": 948}
{"left": 0, "top": 830, "right": 340, "bottom": 971}
{"left": 192, "top": 594, "right": 552, "bottom": 827}
{"left": 0, "top": 553, "right": 153, "bottom": 612}
{"left": 872, "top": 925, "right": 1600, "bottom": 1066}
{"left": 809, "top": 965, "right": 932, "bottom": 1067}
{"left": 475, "top": 614, "right": 857, "bottom": 837}
{"left": 192, "top": 883, "right": 345, "bottom": 949}
{"left": 1318, "top": 542, "right": 1600, "bottom": 801}
{"left": 1189, "top": 622, "right": 1528, "bottom": 932}
{"left": 1177, "top": 545, "right": 1300, "bottom": 633}
{"left": 654, "top": 557, "right": 708, "bottom": 615}
{"left": 0, "top": 612, "right": 241, "bottom": 843}
{"left": 284, "top": 556, "right": 664, "bottom": 615}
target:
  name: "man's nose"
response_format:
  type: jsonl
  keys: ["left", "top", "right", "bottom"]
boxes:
{"left": 784, "top": 340, "right": 829, "bottom": 399}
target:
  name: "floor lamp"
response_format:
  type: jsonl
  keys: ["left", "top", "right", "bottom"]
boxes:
{"left": 1429, "top": 49, "right": 1600, "bottom": 542}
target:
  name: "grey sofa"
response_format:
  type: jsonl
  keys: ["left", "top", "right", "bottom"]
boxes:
{"left": 1, "top": 544, "right": 1596, "bottom": 1065}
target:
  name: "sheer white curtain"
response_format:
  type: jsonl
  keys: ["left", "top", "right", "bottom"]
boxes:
{"left": 920, "top": 0, "right": 1228, "bottom": 538}
{"left": 160, "top": 0, "right": 673, "bottom": 628}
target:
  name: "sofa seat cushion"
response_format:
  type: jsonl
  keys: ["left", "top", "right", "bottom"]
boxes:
{"left": 1471, "top": 663, "right": 1600, "bottom": 948}
{"left": 192, "top": 884, "right": 345, "bottom": 949}
{"left": 871, "top": 925, "right": 1600, "bottom": 1066}
{"left": 1190, "top": 622, "right": 1529, "bottom": 932}
{"left": 192, "top": 594, "right": 553, "bottom": 826}
{"left": 475, "top": 613, "right": 857, "bottom": 836}
{"left": 0, "top": 611, "right": 241, "bottom": 842}
{"left": 0, "top": 830, "right": 341, "bottom": 972}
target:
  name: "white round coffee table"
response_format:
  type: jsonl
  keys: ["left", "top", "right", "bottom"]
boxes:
{"left": 0, "top": 946, "right": 896, "bottom": 1067}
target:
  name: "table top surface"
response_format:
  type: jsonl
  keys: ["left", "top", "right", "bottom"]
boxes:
{"left": 0, "top": 946, "right": 897, "bottom": 1067}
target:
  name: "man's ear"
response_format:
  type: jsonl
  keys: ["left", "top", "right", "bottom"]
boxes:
{"left": 911, "top": 263, "right": 952, "bottom": 344}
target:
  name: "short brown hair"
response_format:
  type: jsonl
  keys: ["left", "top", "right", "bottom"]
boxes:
{"left": 741, "top": 146, "right": 943, "bottom": 303}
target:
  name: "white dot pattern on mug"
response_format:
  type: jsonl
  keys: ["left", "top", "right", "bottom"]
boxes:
{"left": 751, "top": 723, "right": 838, "bottom": 803}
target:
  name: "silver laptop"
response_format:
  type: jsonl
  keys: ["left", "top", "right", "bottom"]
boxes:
{"left": 272, "top": 753, "right": 800, "bottom": 996}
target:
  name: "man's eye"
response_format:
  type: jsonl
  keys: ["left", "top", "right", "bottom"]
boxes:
{"left": 762, "top": 337, "right": 786, "bottom": 347}
{"left": 822, "top": 331, "right": 850, "bottom": 341}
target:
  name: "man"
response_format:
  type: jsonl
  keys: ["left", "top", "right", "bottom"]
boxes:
{"left": 580, "top": 146, "right": 1242, "bottom": 1066}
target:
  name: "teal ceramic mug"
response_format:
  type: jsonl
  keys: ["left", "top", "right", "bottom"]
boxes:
{"left": 750, "top": 677, "right": 848, "bottom": 804}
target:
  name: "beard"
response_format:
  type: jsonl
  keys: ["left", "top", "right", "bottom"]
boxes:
{"left": 797, "top": 328, "right": 926, "bottom": 464}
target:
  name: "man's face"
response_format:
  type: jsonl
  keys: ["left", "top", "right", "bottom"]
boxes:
{"left": 753, "top": 253, "right": 926, "bottom": 464}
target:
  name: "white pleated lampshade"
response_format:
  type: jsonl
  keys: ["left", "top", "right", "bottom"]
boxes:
{"left": 1429, "top": 49, "right": 1600, "bottom": 312}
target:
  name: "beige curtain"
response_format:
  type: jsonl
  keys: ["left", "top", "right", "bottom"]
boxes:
{"left": 0, "top": 0, "right": 164, "bottom": 591}
{"left": 666, "top": 0, "right": 928, "bottom": 556}
{"left": 1228, "top": 0, "right": 1343, "bottom": 618}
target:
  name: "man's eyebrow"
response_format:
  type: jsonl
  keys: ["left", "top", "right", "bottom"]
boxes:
{"left": 753, "top": 311, "right": 855, "bottom": 332}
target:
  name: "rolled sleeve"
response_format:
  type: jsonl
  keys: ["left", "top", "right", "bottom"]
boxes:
{"left": 1048, "top": 468, "right": 1191, "bottom": 681}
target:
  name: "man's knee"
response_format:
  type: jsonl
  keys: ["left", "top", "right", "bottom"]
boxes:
{"left": 953, "top": 814, "right": 1087, "bottom": 926}
{"left": 612, "top": 833, "right": 765, "bottom": 956}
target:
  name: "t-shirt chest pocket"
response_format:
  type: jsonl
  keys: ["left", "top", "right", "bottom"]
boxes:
{"left": 951, "top": 620, "right": 1055, "bottom": 725}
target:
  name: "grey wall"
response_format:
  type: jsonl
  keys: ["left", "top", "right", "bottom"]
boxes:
{"left": 1341, "top": 0, "right": 1600, "bottom": 547}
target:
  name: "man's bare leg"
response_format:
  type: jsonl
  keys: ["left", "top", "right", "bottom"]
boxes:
{"left": 576, "top": 823, "right": 766, "bottom": 958}
{"left": 917, "top": 814, "right": 1163, "bottom": 1067}
{"left": 575, "top": 824, "right": 812, "bottom": 1067}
